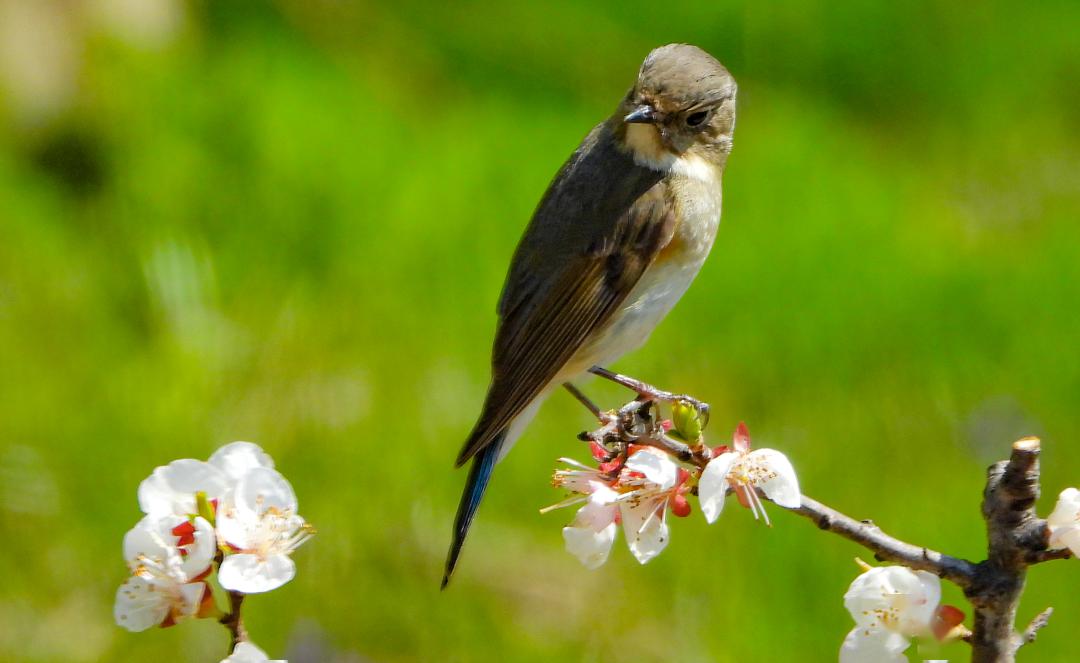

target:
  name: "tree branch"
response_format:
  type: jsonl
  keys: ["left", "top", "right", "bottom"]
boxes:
{"left": 212, "top": 548, "right": 247, "bottom": 654}
{"left": 1021, "top": 607, "right": 1053, "bottom": 646}
{"left": 1026, "top": 547, "right": 1071, "bottom": 564}
{"left": 791, "top": 495, "right": 978, "bottom": 587}
{"left": 576, "top": 398, "right": 1070, "bottom": 663}
{"left": 219, "top": 589, "right": 247, "bottom": 651}
{"left": 965, "top": 437, "right": 1044, "bottom": 662}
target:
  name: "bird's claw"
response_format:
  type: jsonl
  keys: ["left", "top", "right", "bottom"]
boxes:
{"left": 637, "top": 389, "right": 710, "bottom": 426}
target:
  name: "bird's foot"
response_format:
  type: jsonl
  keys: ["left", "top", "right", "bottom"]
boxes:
{"left": 588, "top": 366, "right": 710, "bottom": 426}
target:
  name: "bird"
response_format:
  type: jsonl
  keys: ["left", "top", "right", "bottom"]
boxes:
{"left": 443, "top": 43, "right": 737, "bottom": 588}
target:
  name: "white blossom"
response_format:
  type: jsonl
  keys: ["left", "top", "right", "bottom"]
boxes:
{"left": 216, "top": 467, "right": 313, "bottom": 593}
{"left": 209, "top": 441, "right": 275, "bottom": 482}
{"left": 698, "top": 425, "right": 800, "bottom": 525}
{"left": 839, "top": 625, "right": 909, "bottom": 663}
{"left": 138, "top": 458, "right": 228, "bottom": 518}
{"left": 221, "top": 641, "right": 285, "bottom": 662}
{"left": 839, "top": 565, "right": 941, "bottom": 662}
{"left": 124, "top": 514, "right": 215, "bottom": 579}
{"left": 561, "top": 482, "right": 619, "bottom": 569}
{"left": 114, "top": 574, "right": 206, "bottom": 632}
{"left": 545, "top": 457, "right": 613, "bottom": 509}
{"left": 546, "top": 448, "right": 689, "bottom": 567}
{"left": 115, "top": 516, "right": 212, "bottom": 631}
{"left": 1046, "top": 487, "right": 1080, "bottom": 557}
{"left": 617, "top": 448, "right": 680, "bottom": 564}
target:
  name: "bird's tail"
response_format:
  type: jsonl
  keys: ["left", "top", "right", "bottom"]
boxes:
{"left": 442, "top": 432, "right": 504, "bottom": 589}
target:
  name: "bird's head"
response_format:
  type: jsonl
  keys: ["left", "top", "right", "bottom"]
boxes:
{"left": 616, "top": 44, "right": 737, "bottom": 171}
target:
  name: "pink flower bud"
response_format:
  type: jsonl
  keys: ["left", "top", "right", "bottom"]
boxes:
{"left": 171, "top": 521, "right": 196, "bottom": 547}
{"left": 733, "top": 422, "right": 751, "bottom": 453}
{"left": 932, "top": 604, "right": 966, "bottom": 641}
{"left": 670, "top": 493, "right": 691, "bottom": 517}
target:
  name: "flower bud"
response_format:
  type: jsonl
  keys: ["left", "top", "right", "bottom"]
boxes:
{"left": 671, "top": 400, "right": 704, "bottom": 442}
{"left": 670, "top": 493, "right": 691, "bottom": 517}
{"left": 196, "top": 490, "right": 216, "bottom": 526}
{"left": 932, "top": 604, "right": 967, "bottom": 641}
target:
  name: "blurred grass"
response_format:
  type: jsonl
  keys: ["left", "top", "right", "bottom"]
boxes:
{"left": 0, "top": 1, "right": 1078, "bottom": 661}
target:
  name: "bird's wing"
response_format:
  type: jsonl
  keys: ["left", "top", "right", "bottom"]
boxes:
{"left": 455, "top": 123, "right": 677, "bottom": 466}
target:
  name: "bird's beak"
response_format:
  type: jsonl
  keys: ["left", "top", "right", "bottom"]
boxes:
{"left": 624, "top": 104, "right": 657, "bottom": 124}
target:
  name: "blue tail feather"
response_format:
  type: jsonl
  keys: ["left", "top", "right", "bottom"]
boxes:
{"left": 442, "top": 435, "right": 502, "bottom": 589}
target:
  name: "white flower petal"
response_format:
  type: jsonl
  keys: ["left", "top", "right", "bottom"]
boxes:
{"left": 563, "top": 521, "right": 617, "bottom": 569}
{"left": 573, "top": 487, "right": 619, "bottom": 531}
{"left": 698, "top": 452, "right": 736, "bottom": 524}
{"left": 234, "top": 467, "right": 298, "bottom": 516}
{"left": 114, "top": 575, "right": 170, "bottom": 632}
{"left": 620, "top": 499, "right": 670, "bottom": 564}
{"left": 178, "top": 581, "right": 206, "bottom": 617}
{"left": 138, "top": 459, "right": 229, "bottom": 517}
{"left": 1049, "top": 524, "right": 1080, "bottom": 557}
{"left": 1047, "top": 487, "right": 1080, "bottom": 556}
{"left": 123, "top": 516, "right": 176, "bottom": 568}
{"left": 221, "top": 641, "right": 281, "bottom": 663}
{"left": 748, "top": 448, "right": 801, "bottom": 508}
{"left": 218, "top": 553, "right": 296, "bottom": 593}
{"left": 214, "top": 489, "right": 254, "bottom": 549}
{"left": 844, "top": 566, "right": 941, "bottom": 636}
{"left": 123, "top": 515, "right": 216, "bottom": 579}
{"left": 906, "top": 570, "right": 943, "bottom": 632}
{"left": 1048, "top": 487, "right": 1080, "bottom": 523}
{"left": 588, "top": 482, "right": 620, "bottom": 504}
{"left": 839, "top": 626, "right": 909, "bottom": 663}
{"left": 214, "top": 468, "right": 311, "bottom": 567}
{"left": 209, "top": 442, "right": 275, "bottom": 482}
{"left": 624, "top": 448, "right": 678, "bottom": 490}
{"left": 183, "top": 516, "right": 217, "bottom": 578}
{"left": 136, "top": 474, "right": 180, "bottom": 520}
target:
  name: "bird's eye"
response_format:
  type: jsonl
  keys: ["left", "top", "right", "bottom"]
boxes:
{"left": 685, "top": 110, "right": 709, "bottom": 127}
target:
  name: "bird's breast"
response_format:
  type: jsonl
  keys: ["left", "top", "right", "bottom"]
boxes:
{"left": 565, "top": 162, "right": 723, "bottom": 374}
{"left": 659, "top": 159, "right": 723, "bottom": 266}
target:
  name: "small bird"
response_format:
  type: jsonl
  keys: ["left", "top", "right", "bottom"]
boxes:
{"left": 443, "top": 44, "right": 736, "bottom": 587}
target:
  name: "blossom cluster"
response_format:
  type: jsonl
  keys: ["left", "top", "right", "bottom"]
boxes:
{"left": 545, "top": 411, "right": 800, "bottom": 568}
{"left": 115, "top": 441, "right": 312, "bottom": 662}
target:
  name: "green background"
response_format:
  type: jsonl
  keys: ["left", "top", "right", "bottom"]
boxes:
{"left": 1, "top": 1, "right": 1078, "bottom": 661}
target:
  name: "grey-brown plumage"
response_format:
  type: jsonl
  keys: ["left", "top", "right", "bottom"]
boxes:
{"left": 445, "top": 44, "right": 736, "bottom": 587}
{"left": 456, "top": 126, "right": 673, "bottom": 465}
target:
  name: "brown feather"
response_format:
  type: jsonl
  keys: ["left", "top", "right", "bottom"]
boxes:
{"left": 455, "top": 122, "right": 678, "bottom": 466}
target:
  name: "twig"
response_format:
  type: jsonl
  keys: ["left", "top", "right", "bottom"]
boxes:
{"left": 219, "top": 590, "right": 247, "bottom": 651}
{"left": 564, "top": 383, "right": 603, "bottom": 420}
{"left": 791, "top": 496, "right": 978, "bottom": 587}
{"left": 1026, "top": 548, "right": 1071, "bottom": 564}
{"left": 637, "top": 433, "right": 697, "bottom": 463}
{"left": 212, "top": 548, "right": 248, "bottom": 654}
{"left": 1021, "top": 607, "right": 1053, "bottom": 646}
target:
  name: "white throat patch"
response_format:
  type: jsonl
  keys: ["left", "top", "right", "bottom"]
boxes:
{"left": 623, "top": 124, "right": 716, "bottom": 183}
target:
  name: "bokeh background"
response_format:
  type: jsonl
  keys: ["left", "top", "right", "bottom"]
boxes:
{"left": 1, "top": 1, "right": 1078, "bottom": 661}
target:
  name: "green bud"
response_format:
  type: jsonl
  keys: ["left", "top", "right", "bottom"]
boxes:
{"left": 196, "top": 490, "right": 215, "bottom": 526}
{"left": 671, "top": 399, "right": 704, "bottom": 442}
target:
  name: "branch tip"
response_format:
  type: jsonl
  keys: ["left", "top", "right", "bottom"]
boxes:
{"left": 1022, "top": 606, "right": 1053, "bottom": 646}
{"left": 1012, "top": 436, "right": 1040, "bottom": 453}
